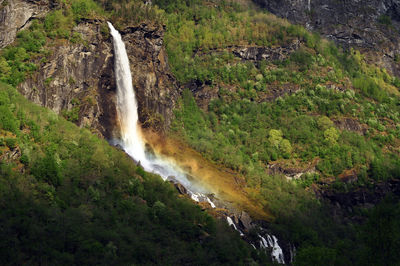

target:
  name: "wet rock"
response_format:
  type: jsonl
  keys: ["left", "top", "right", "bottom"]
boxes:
{"left": 174, "top": 182, "right": 188, "bottom": 195}
{"left": 238, "top": 211, "right": 253, "bottom": 231}
{"left": 166, "top": 176, "right": 188, "bottom": 195}
{"left": 121, "top": 23, "right": 180, "bottom": 131}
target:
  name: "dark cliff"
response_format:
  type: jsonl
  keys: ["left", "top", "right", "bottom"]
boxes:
{"left": 17, "top": 20, "right": 178, "bottom": 138}
{"left": 253, "top": 0, "right": 400, "bottom": 76}
{"left": 1, "top": 1, "right": 179, "bottom": 138}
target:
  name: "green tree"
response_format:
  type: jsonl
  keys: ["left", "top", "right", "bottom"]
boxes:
{"left": 324, "top": 127, "right": 339, "bottom": 145}
{"left": 268, "top": 129, "right": 283, "bottom": 149}
{"left": 279, "top": 139, "right": 292, "bottom": 158}
{"left": 317, "top": 116, "right": 334, "bottom": 130}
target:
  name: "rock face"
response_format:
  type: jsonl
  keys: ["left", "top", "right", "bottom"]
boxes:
{"left": 19, "top": 20, "right": 117, "bottom": 138}
{"left": 122, "top": 24, "right": 179, "bottom": 131}
{"left": 253, "top": 0, "right": 400, "bottom": 76}
{"left": 321, "top": 179, "right": 400, "bottom": 222}
{"left": 231, "top": 40, "right": 301, "bottom": 61}
{"left": 0, "top": 0, "right": 53, "bottom": 48}
{"left": 18, "top": 19, "right": 179, "bottom": 137}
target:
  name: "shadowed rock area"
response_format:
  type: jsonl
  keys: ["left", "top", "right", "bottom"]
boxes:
{"left": 15, "top": 18, "right": 178, "bottom": 137}
{"left": 253, "top": 0, "right": 400, "bottom": 76}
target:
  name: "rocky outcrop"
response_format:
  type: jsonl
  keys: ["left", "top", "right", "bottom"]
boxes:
{"left": 19, "top": 20, "right": 179, "bottom": 137}
{"left": 122, "top": 24, "right": 179, "bottom": 131}
{"left": 232, "top": 40, "right": 301, "bottom": 61}
{"left": 253, "top": 0, "right": 400, "bottom": 76}
{"left": 333, "top": 117, "right": 367, "bottom": 135}
{"left": 268, "top": 160, "right": 317, "bottom": 180}
{"left": 19, "top": 20, "right": 117, "bottom": 138}
{"left": 0, "top": 0, "right": 54, "bottom": 48}
{"left": 321, "top": 179, "right": 400, "bottom": 222}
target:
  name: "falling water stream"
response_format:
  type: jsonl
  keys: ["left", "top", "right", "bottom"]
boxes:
{"left": 107, "top": 22, "right": 212, "bottom": 204}
{"left": 107, "top": 22, "right": 286, "bottom": 264}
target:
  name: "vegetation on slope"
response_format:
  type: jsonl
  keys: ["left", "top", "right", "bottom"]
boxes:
{"left": 149, "top": 0, "right": 400, "bottom": 264}
{"left": 1, "top": 0, "right": 400, "bottom": 264}
{"left": 0, "top": 83, "right": 269, "bottom": 265}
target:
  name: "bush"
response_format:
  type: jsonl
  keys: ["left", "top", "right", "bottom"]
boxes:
{"left": 5, "top": 138, "right": 17, "bottom": 150}
{"left": 71, "top": 0, "right": 102, "bottom": 22}
{"left": 0, "top": 106, "right": 18, "bottom": 133}
{"left": 377, "top": 15, "right": 392, "bottom": 25}
{"left": 20, "top": 154, "right": 29, "bottom": 166}
{"left": 290, "top": 50, "right": 314, "bottom": 70}
{"left": 353, "top": 76, "right": 387, "bottom": 101}
{"left": 31, "top": 152, "right": 62, "bottom": 186}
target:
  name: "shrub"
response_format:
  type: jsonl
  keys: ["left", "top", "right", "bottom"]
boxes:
{"left": 31, "top": 152, "right": 62, "bottom": 186}
{"left": 5, "top": 138, "right": 17, "bottom": 150}
{"left": 377, "top": 15, "right": 392, "bottom": 26}
{"left": 324, "top": 127, "right": 339, "bottom": 145}
{"left": 0, "top": 106, "right": 18, "bottom": 133}
{"left": 20, "top": 154, "right": 29, "bottom": 166}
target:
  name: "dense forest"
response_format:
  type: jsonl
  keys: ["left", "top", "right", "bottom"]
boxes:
{"left": 1, "top": 0, "right": 400, "bottom": 265}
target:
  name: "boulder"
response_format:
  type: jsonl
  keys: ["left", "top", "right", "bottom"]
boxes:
{"left": 238, "top": 211, "right": 253, "bottom": 231}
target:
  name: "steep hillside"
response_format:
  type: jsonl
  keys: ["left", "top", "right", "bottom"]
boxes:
{"left": 154, "top": 0, "right": 400, "bottom": 264}
{"left": 252, "top": 0, "right": 400, "bottom": 77}
{"left": 1, "top": 0, "right": 400, "bottom": 265}
{"left": 0, "top": 82, "right": 269, "bottom": 265}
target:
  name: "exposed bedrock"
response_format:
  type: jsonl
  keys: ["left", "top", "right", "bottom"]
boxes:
{"left": 253, "top": 0, "right": 400, "bottom": 76}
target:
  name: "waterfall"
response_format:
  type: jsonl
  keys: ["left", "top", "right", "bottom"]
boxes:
{"left": 107, "top": 22, "right": 148, "bottom": 167}
{"left": 107, "top": 22, "right": 212, "bottom": 200}
{"left": 108, "top": 22, "right": 289, "bottom": 264}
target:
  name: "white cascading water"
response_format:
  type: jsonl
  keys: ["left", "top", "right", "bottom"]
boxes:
{"left": 108, "top": 22, "right": 287, "bottom": 264}
{"left": 107, "top": 22, "right": 211, "bottom": 201}
{"left": 107, "top": 22, "right": 147, "bottom": 166}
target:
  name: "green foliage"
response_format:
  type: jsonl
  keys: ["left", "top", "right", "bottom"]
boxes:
{"left": 289, "top": 49, "right": 314, "bottom": 70}
{"left": 61, "top": 99, "right": 80, "bottom": 122}
{"left": 377, "top": 14, "right": 392, "bottom": 26}
{"left": 5, "top": 138, "right": 17, "bottom": 150}
{"left": 323, "top": 127, "right": 339, "bottom": 145}
{"left": 268, "top": 129, "right": 283, "bottom": 148}
{"left": 294, "top": 246, "right": 336, "bottom": 266}
{"left": 353, "top": 76, "right": 387, "bottom": 101}
{"left": 317, "top": 116, "right": 333, "bottom": 130}
{"left": 31, "top": 151, "right": 62, "bottom": 186}
{"left": 71, "top": 0, "right": 103, "bottom": 22}
{"left": 358, "top": 196, "right": 400, "bottom": 266}
{"left": 20, "top": 153, "right": 29, "bottom": 166}
{"left": 0, "top": 83, "right": 265, "bottom": 265}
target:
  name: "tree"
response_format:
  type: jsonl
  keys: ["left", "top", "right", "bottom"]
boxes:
{"left": 268, "top": 129, "right": 283, "bottom": 149}
{"left": 317, "top": 116, "right": 333, "bottom": 130}
{"left": 280, "top": 139, "right": 292, "bottom": 158}
{"left": 324, "top": 127, "right": 339, "bottom": 145}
